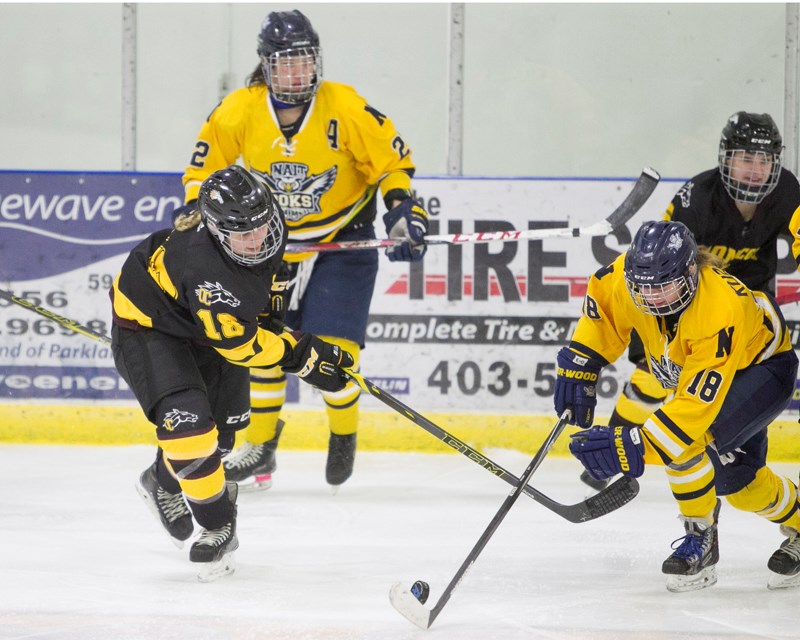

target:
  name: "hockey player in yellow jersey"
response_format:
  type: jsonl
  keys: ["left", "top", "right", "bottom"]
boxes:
{"left": 557, "top": 220, "right": 800, "bottom": 592}
{"left": 177, "top": 9, "right": 428, "bottom": 491}
{"left": 582, "top": 113, "right": 800, "bottom": 494}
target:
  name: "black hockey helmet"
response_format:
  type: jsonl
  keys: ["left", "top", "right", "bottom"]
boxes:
{"left": 198, "top": 165, "right": 286, "bottom": 267}
{"left": 257, "top": 10, "right": 322, "bottom": 104}
{"left": 718, "top": 111, "right": 783, "bottom": 204}
{"left": 624, "top": 221, "right": 699, "bottom": 316}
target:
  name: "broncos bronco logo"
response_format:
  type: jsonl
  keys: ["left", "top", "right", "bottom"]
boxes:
{"left": 195, "top": 281, "right": 241, "bottom": 307}
{"left": 162, "top": 409, "right": 199, "bottom": 432}
{"left": 254, "top": 163, "right": 337, "bottom": 222}
{"left": 675, "top": 180, "right": 694, "bottom": 208}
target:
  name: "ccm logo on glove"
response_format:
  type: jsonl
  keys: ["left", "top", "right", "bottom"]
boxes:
{"left": 279, "top": 332, "right": 354, "bottom": 393}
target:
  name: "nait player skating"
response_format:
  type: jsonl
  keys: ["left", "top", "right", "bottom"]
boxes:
{"left": 557, "top": 220, "right": 800, "bottom": 591}
{"left": 111, "top": 166, "right": 353, "bottom": 581}
{"left": 584, "top": 112, "right": 800, "bottom": 491}
{"left": 176, "top": 9, "right": 429, "bottom": 492}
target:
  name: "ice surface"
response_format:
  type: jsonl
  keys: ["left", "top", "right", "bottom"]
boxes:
{"left": 1, "top": 444, "right": 797, "bottom": 639}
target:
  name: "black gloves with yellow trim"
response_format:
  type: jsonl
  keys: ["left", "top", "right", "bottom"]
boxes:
{"left": 278, "top": 331, "right": 354, "bottom": 392}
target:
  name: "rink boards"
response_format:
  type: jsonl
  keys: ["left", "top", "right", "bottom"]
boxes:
{"left": 1, "top": 171, "right": 799, "bottom": 460}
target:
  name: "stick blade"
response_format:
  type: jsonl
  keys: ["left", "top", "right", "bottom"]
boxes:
{"left": 389, "top": 582, "right": 433, "bottom": 629}
{"left": 603, "top": 167, "right": 661, "bottom": 231}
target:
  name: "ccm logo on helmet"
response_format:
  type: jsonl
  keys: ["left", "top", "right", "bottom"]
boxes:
{"left": 557, "top": 368, "right": 598, "bottom": 381}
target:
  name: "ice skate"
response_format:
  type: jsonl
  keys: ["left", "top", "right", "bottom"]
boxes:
{"left": 223, "top": 420, "right": 283, "bottom": 492}
{"left": 662, "top": 499, "right": 720, "bottom": 593}
{"left": 135, "top": 462, "right": 193, "bottom": 548}
{"left": 580, "top": 469, "right": 610, "bottom": 493}
{"left": 191, "top": 483, "right": 239, "bottom": 582}
{"left": 767, "top": 525, "right": 800, "bottom": 590}
{"left": 326, "top": 432, "right": 356, "bottom": 492}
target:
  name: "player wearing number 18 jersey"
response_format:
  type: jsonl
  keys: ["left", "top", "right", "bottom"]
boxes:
{"left": 607, "top": 112, "right": 800, "bottom": 438}
{"left": 111, "top": 166, "right": 352, "bottom": 580}
{"left": 558, "top": 221, "right": 800, "bottom": 592}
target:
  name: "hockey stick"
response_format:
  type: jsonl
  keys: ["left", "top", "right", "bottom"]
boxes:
{"left": 0, "top": 287, "right": 113, "bottom": 346}
{"left": 389, "top": 410, "right": 571, "bottom": 630}
{"left": 285, "top": 167, "right": 660, "bottom": 254}
{"left": 1, "top": 289, "right": 638, "bottom": 525}
{"left": 345, "top": 370, "right": 639, "bottom": 523}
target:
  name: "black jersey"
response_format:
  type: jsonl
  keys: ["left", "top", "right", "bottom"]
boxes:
{"left": 663, "top": 168, "right": 800, "bottom": 294}
{"left": 111, "top": 223, "right": 289, "bottom": 368}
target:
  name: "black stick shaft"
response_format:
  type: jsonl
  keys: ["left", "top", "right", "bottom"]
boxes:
{"left": 427, "top": 411, "right": 570, "bottom": 627}
{"left": 345, "top": 371, "right": 637, "bottom": 523}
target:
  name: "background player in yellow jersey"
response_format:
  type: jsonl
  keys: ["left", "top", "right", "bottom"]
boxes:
{"left": 557, "top": 220, "right": 800, "bottom": 592}
{"left": 113, "top": 166, "right": 353, "bottom": 580}
{"left": 581, "top": 112, "right": 800, "bottom": 492}
{"left": 177, "top": 9, "right": 428, "bottom": 491}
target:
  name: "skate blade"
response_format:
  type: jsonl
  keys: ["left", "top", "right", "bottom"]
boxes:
{"left": 236, "top": 474, "right": 273, "bottom": 493}
{"left": 196, "top": 552, "right": 236, "bottom": 583}
{"left": 767, "top": 571, "right": 800, "bottom": 590}
{"left": 134, "top": 481, "right": 187, "bottom": 549}
{"left": 666, "top": 566, "right": 717, "bottom": 593}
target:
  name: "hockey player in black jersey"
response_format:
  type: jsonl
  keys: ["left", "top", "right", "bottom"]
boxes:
{"left": 111, "top": 165, "right": 353, "bottom": 581}
{"left": 582, "top": 111, "right": 800, "bottom": 492}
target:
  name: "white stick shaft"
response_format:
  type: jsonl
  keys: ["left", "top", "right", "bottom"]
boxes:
{"left": 285, "top": 167, "right": 659, "bottom": 254}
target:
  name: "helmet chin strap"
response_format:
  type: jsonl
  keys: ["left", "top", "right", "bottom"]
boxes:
{"left": 269, "top": 93, "right": 308, "bottom": 111}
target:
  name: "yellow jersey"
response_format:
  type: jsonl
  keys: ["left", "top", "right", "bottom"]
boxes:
{"left": 182, "top": 82, "right": 416, "bottom": 262}
{"left": 570, "top": 253, "right": 792, "bottom": 466}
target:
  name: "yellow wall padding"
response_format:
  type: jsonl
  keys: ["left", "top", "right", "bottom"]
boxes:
{"left": 1, "top": 404, "right": 798, "bottom": 462}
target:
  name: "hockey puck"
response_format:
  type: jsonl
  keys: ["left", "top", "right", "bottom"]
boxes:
{"left": 410, "top": 580, "right": 430, "bottom": 604}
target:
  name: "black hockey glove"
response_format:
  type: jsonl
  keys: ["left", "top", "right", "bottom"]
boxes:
{"left": 279, "top": 332, "right": 354, "bottom": 392}
{"left": 383, "top": 198, "right": 429, "bottom": 262}
{"left": 269, "top": 262, "right": 291, "bottom": 324}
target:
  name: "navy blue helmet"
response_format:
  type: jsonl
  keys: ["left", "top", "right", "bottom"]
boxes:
{"left": 199, "top": 165, "right": 286, "bottom": 267}
{"left": 624, "top": 221, "right": 699, "bottom": 316}
{"left": 257, "top": 10, "right": 322, "bottom": 105}
{"left": 718, "top": 112, "right": 782, "bottom": 204}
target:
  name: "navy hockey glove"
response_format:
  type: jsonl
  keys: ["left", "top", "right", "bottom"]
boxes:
{"left": 171, "top": 199, "right": 197, "bottom": 225}
{"left": 383, "top": 199, "right": 429, "bottom": 262}
{"left": 554, "top": 347, "right": 603, "bottom": 428}
{"left": 279, "top": 332, "right": 355, "bottom": 392}
{"left": 569, "top": 425, "right": 645, "bottom": 481}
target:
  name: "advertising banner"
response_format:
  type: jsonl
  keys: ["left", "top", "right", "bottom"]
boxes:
{"left": 2, "top": 171, "right": 799, "bottom": 415}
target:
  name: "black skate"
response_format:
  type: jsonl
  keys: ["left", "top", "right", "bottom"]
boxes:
{"left": 767, "top": 525, "right": 800, "bottom": 590}
{"left": 662, "top": 499, "right": 721, "bottom": 592}
{"left": 326, "top": 433, "right": 356, "bottom": 491}
{"left": 223, "top": 420, "right": 284, "bottom": 492}
{"left": 191, "top": 482, "right": 239, "bottom": 583}
{"left": 135, "top": 462, "right": 193, "bottom": 548}
{"left": 580, "top": 469, "right": 610, "bottom": 493}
